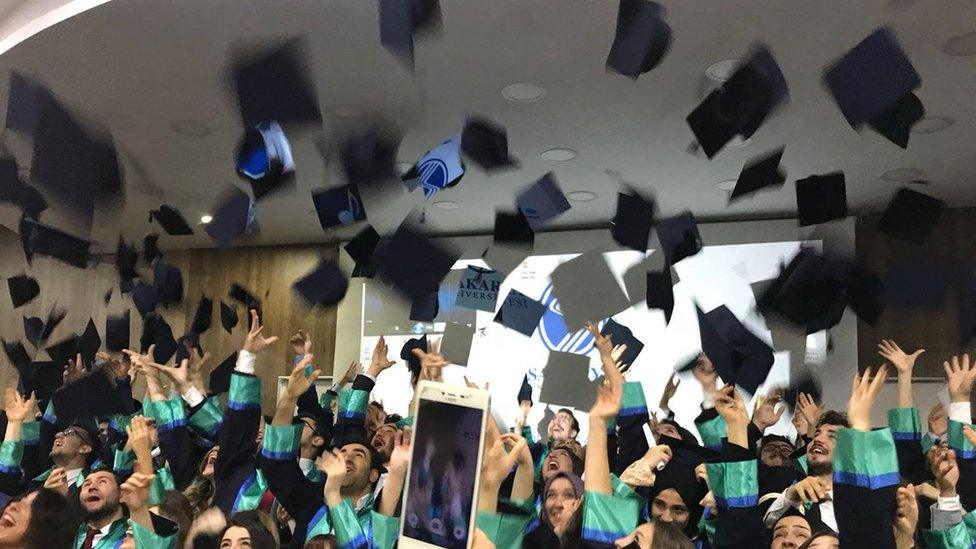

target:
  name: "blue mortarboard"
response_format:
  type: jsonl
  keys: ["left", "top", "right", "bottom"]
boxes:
{"left": 344, "top": 225, "right": 381, "bottom": 278}
{"left": 116, "top": 237, "right": 139, "bottom": 280}
{"left": 516, "top": 172, "right": 571, "bottom": 232}
{"left": 606, "top": 0, "right": 672, "bottom": 79}
{"left": 373, "top": 224, "right": 460, "bottom": 304}
{"left": 143, "top": 234, "right": 161, "bottom": 265}
{"left": 646, "top": 263, "right": 675, "bottom": 324}
{"left": 131, "top": 282, "right": 157, "bottom": 318}
{"left": 312, "top": 185, "right": 366, "bottom": 230}
{"left": 292, "top": 260, "right": 348, "bottom": 308}
{"left": 44, "top": 334, "right": 79, "bottom": 369}
{"left": 379, "top": 0, "right": 442, "bottom": 67}
{"left": 340, "top": 127, "right": 399, "bottom": 188}
{"left": 231, "top": 38, "right": 320, "bottom": 127}
{"left": 795, "top": 172, "right": 847, "bottom": 227}
{"left": 696, "top": 304, "right": 773, "bottom": 394}
{"left": 403, "top": 135, "right": 465, "bottom": 198}
{"left": 656, "top": 212, "right": 702, "bottom": 264}
{"left": 611, "top": 189, "right": 656, "bottom": 252}
{"left": 493, "top": 289, "right": 546, "bottom": 337}
{"left": 456, "top": 266, "right": 503, "bottom": 312}
{"left": 220, "top": 301, "right": 238, "bottom": 334}
{"left": 153, "top": 260, "right": 184, "bottom": 306}
{"left": 141, "top": 313, "right": 177, "bottom": 364}
{"left": 235, "top": 121, "right": 296, "bottom": 201}
{"left": 0, "top": 157, "right": 46, "bottom": 220}
{"left": 601, "top": 318, "right": 644, "bottom": 371}
{"left": 209, "top": 352, "right": 238, "bottom": 394}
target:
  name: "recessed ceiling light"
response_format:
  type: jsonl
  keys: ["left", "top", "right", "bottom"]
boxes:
{"left": 333, "top": 105, "right": 362, "bottom": 118}
{"left": 200, "top": 214, "right": 213, "bottom": 224}
{"left": 943, "top": 31, "right": 976, "bottom": 56}
{"left": 911, "top": 116, "right": 955, "bottom": 134}
{"left": 715, "top": 179, "right": 737, "bottom": 191}
{"left": 705, "top": 59, "right": 739, "bottom": 82}
{"left": 540, "top": 148, "right": 578, "bottom": 162}
{"left": 501, "top": 82, "right": 546, "bottom": 103}
{"left": 169, "top": 120, "right": 211, "bottom": 137}
{"left": 432, "top": 200, "right": 459, "bottom": 210}
{"left": 881, "top": 168, "right": 922, "bottom": 182}
{"left": 567, "top": 191, "right": 597, "bottom": 202}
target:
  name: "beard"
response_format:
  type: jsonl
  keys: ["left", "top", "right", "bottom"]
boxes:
{"left": 808, "top": 460, "right": 832, "bottom": 477}
{"left": 84, "top": 498, "right": 121, "bottom": 524}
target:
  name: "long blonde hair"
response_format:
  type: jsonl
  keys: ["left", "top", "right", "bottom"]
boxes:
{"left": 183, "top": 447, "right": 217, "bottom": 516}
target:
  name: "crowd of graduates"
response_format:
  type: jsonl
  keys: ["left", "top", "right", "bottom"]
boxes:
{"left": 0, "top": 309, "right": 974, "bottom": 548}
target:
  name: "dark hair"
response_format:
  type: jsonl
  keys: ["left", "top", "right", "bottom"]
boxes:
{"left": 385, "top": 414, "right": 403, "bottom": 425}
{"left": 304, "top": 534, "right": 338, "bottom": 549}
{"left": 22, "top": 489, "right": 75, "bottom": 549}
{"left": 650, "top": 519, "right": 695, "bottom": 549}
{"left": 154, "top": 490, "right": 193, "bottom": 546}
{"left": 69, "top": 421, "right": 102, "bottom": 465}
{"left": 336, "top": 436, "right": 384, "bottom": 474}
{"left": 222, "top": 511, "right": 278, "bottom": 548}
{"left": 798, "top": 531, "right": 839, "bottom": 549}
{"left": 816, "top": 411, "right": 850, "bottom": 430}
{"left": 556, "top": 408, "right": 580, "bottom": 434}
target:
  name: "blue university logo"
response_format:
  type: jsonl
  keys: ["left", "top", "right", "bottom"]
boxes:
{"left": 536, "top": 284, "right": 599, "bottom": 354}
{"left": 419, "top": 158, "right": 450, "bottom": 198}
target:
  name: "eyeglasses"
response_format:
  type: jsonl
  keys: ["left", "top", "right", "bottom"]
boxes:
{"left": 56, "top": 428, "right": 91, "bottom": 445}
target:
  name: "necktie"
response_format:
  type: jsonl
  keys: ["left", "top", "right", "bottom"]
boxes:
{"left": 81, "top": 526, "right": 98, "bottom": 549}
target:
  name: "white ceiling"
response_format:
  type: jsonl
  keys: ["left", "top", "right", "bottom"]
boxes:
{"left": 0, "top": 0, "right": 974, "bottom": 252}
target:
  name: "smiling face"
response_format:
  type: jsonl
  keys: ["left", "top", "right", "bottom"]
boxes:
{"left": 542, "top": 448, "right": 574, "bottom": 481}
{"left": 548, "top": 411, "right": 578, "bottom": 441}
{"left": 370, "top": 424, "right": 397, "bottom": 461}
{"left": 806, "top": 424, "right": 840, "bottom": 473}
{"left": 760, "top": 440, "right": 795, "bottom": 467}
{"left": 650, "top": 488, "right": 690, "bottom": 528}
{"left": 220, "top": 525, "right": 253, "bottom": 548}
{"left": 339, "top": 443, "right": 378, "bottom": 494}
{"left": 0, "top": 491, "right": 37, "bottom": 545}
{"left": 543, "top": 477, "right": 581, "bottom": 534}
{"left": 770, "top": 515, "right": 811, "bottom": 549}
{"left": 50, "top": 427, "right": 92, "bottom": 464}
{"left": 80, "top": 471, "right": 121, "bottom": 522}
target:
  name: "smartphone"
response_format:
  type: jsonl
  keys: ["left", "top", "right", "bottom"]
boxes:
{"left": 399, "top": 381, "right": 489, "bottom": 549}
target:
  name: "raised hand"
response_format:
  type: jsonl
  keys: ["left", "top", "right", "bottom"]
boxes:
{"left": 367, "top": 336, "right": 396, "bottom": 377}
{"left": 119, "top": 472, "right": 155, "bottom": 512}
{"left": 964, "top": 425, "right": 976, "bottom": 447}
{"left": 499, "top": 432, "right": 532, "bottom": 468}
{"left": 96, "top": 351, "right": 129, "bottom": 380}
{"left": 786, "top": 476, "right": 829, "bottom": 504}
{"left": 388, "top": 427, "right": 412, "bottom": 476}
{"left": 3, "top": 389, "right": 36, "bottom": 423}
{"left": 928, "top": 403, "right": 948, "bottom": 437}
{"left": 610, "top": 343, "right": 631, "bottom": 375}
{"left": 928, "top": 445, "right": 959, "bottom": 498}
{"left": 411, "top": 338, "right": 447, "bottom": 382}
{"left": 186, "top": 347, "right": 209, "bottom": 392}
{"left": 692, "top": 354, "right": 719, "bottom": 390}
{"left": 752, "top": 389, "right": 785, "bottom": 432}
{"left": 144, "top": 356, "right": 197, "bottom": 392}
{"left": 848, "top": 365, "right": 888, "bottom": 431}
{"left": 319, "top": 449, "right": 347, "bottom": 506}
{"left": 796, "top": 392, "right": 823, "bottom": 437}
{"left": 619, "top": 444, "right": 672, "bottom": 488}
{"left": 658, "top": 373, "right": 681, "bottom": 412}
{"left": 44, "top": 466, "right": 68, "bottom": 496}
{"left": 585, "top": 323, "right": 625, "bottom": 387}
{"left": 894, "top": 483, "right": 918, "bottom": 548}
{"left": 715, "top": 385, "right": 749, "bottom": 426}
{"left": 289, "top": 330, "right": 312, "bottom": 356}
{"left": 63, "top": 353, "right": 85, "bottom": 384}
{"left": 480, "top": 428, "right": 523, "bottom": 490}
{"left": 589, "top": 376, "right": 622, "bottom": 421}
{"left": 283, "top": 354, "right": 319, "bottom": 401}
{"left": 944, "top": 354, "right": 976, "bottom": 404}
{"left": 339, "top": 360, "right": 361, "bottom": 386}
{"left": 243, "top": 309, "right": 278, "bottom": 354}
{"left": 877, "top": 339, "right": 924, "bottom": 376}
{"left": 127, "top": 416, "right": 154, "bottom": 475}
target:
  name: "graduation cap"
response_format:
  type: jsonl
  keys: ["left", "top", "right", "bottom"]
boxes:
{"left": 784, "top": 367, "right": 823, "bottom": 413}
{"left": 45, "top": 334, "right": 79, "bottom": 368}
{"left": 877, "top": 188, "right": 944, "bottom": 245}
{"left": 21, "top": 360, "right": 62, "bottom": 401}
{"left": 378, "top": 0, "right": 442, "bottom": 66}
{"left": 174, "top": 332, "right": 202, "bottom": 364}
{"left": 795, "top": 172, "right": 847, "bottom": 226}
{"left": 402, "top": 135, "right": 464, "bottom": 198}
{"left": 656, "top": 211, "right": 702, "bottom": 264}
{"left": 220, "top": 301, "right": 239, "bottom": 334}
{"left": 235, "top": 121, "right": 296, "bottom": 201}
{"left": 600, "top": 318, "right": 644, "bottom": 370}
{"left": 885, "top": 263, "right": 946, "bottom": 310}
{"left": 611, "top": 189, "right": 656, "bottom": 251}
{"left": 0, "top": 157, "right": 47, "bottom": 220}
{"left": 143, "top": 234, "right": 161, "bottom": 265}
{"left": 409, "top": 290, "right": 439, "bottom": 321}
{"left": 131, "top": 281, "right": 157, "bottom": 318}
{"left": 516, "top": 172, "right": 571, "bottom": 231}
{"left": 2, "top": 339, "right": 30, "bottom": 369}
{"left": 78, "top": 319, "right": 101, "bottom": 368}
{"left": 460, "top": 116, "right": 518, "bottom": 171}
{"left": 344, "top": 225, "right": 381, "bottom": 278}
{"left": 867, "top": 92, "right": 924, "bottom": 149}
{"left": 153, "top": 260, "right": 184, "bottom": 306}
{"left": 23, "top": 316, "right": 43, "bottom": 347}
{"left": 730, "top": 147, "right": 786, "bottom": 202}
{"left": 205, "top": 188, "right": 251, "bottom": 249}
{"left": 455, "top": 266, "right": 502, "bottom": 312}
{"left": 293, "top": 260, "right": 348, "bottom": 308}
{"left": 52, "top": 367, "right": 130, "bottom": 421}
{"left": 646, "top": 263, "right": 675, "bottom": 324}
{"left": 209, "top": 352, "right": 238, "bottom": 394}
{"left": 606, "top": 0, "right": 672, "bottom": 79}
{"left": 696, "top": 304, "right": 773, "bottom": 394}
{"left": 340, "top": 126, "right": 399, "bottom": 188}
{"left": 493, "top": 289, "right": 546, "bottom": 337}
{"left": 149, "top": 205, "right": 194, "bottom": 236}
{"left": 27, "top": 304, "right": 66, "bottom": 347}
{"left": 312, "top": 185, "right": 366, "bottom": 230}
{"left": 6, "top": 274, "right": 39, "bottom": 308}
{"left": 823, "top": 28, "right": 921, "bottom": 132}
{"left": 492, "top": 211, "right": 534, "bottom": 248}
{"left": 19, "top": 217, "right": 91, "bottom": 269}
{"left": 190, "top": 296, "right": 213, "bottom": 335}
{"left": 373, "top": 224, "right": 460, "bottom": 303}
{"left": 231, "top": 38, "right": 320, "bottom": 127}
{"left": 517, "top": 374, "right": 533, "bottom": 405}
{"left": 141, "top": 313, "right": 178, "bottom": 364}
{"left": 686, "top": 44, "right": 788, "bottom": 158}
{"left": 229, "top": 283, "right": 263, "bottom": 329}
{"left": 439, "top": 321, "right": 475, "bottom": 366}
{"left": 116, "top": 237, "right": 139, "bottom": 280}
{"left": 539, "top": 351, "right": 597, "bottom": 411}
{"left": 550, "top": 250, "right": 630, "bottom": 330}
{"left": 105, "top": 311, "right": 130, "bottom": 352}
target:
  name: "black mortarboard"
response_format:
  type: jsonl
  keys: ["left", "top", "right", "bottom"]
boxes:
{"left": 646, "top": 263, "right": 675, "bottom": 324}
{"left": 153, "top": 260, "right": 184, "bottom": 306}
{"left": 611, "top": 189, "right": 656, "bottom": 251}
{"left": 844, "top": 265, "right": 886, "bottom": 327}
{"left": 231, "top": 38, "right": 320, "bottom": 127}
{"left": 174, "top": 332, "right": 202, "bottom": 364}
{"left": 235, "top": 122, "right": 296, "bottom": 201}
{"left": 293, "top": 260, "right": 348, "bottom": 308}
{"left": 730, "top": 147, "right": 786, "bottom": 202}
{"left": 516, "top": 172, "right": 571, "bottom": 232}
{"left": 378, "top": 0, "right": 442, "bottom": 66}
{"left": 19, "top": 217, "right": 91, "bottom": 269}
{"left": 141, "top": 313, "right": 177, "bottom": 364}
{"left": 21, "top": 361, "right": 62, "bottom": 401}
{"left": 373, "top": 224, "right": 460, "bottom": 303}
{"left": 52, "top": 367, "right": 129, "bottom": 421}
{"left": 409, "top": 290, "right": 439, "bottom": 321}
{"left": 229, "top": 283, "right": 257, "bottom": 308}
{"left": 784, "top": 367, "right": 823, "bottom": 413}
{"left": 877, "top": 188, "right": 944, "bottom": 245}
{"left": 116, "top": 237, "right": 139, "bottom": 280}
{"left": 600, "top": 318, "right": 644, "bottom": 370}
{"left": 539, "top": 352, "right": 596, "bottom": 411}
{"left": 606, "top": 0, "right": 672, "bottom": 79}
{"left": 45, "top": 334, "right": 79, "bottom": 368}
{"left": 2, "top": 339, "right": 30, "bottom": 369}
{"left": 209, "top": 352, "right": 238, "bottom": 394}
{"left": 656, "top": 211, "right": 702, "bottom": 264}
{"left": 6, "top": 274, "right": 38, "bottom": 308}
{"left": 400, "top": 335, "right": 428, "bottom": 380}
{"left": 550, "top": 251, "right": 630, "bottom": 330}
{"left": 344, "top": 225, "right": 381, "bottom": 278}
{"left": 149, "top": 205, "right": 194, "bottom": 236}
{"left": 885, "top": 263, "right": 946, "bottom": 310}
{"left": 190, "top": 296, "right": 213, "bottom": 335}
{"left": 440, "top": 321, "right": 475, "bottom": 366}
{"left": 30, "top": 304, "right": 66, "bottom": 347}
{"left": 517, "top": 374, "right": 533, "bottom": 405}
{"left": 0, "top": 157, "right": 47, "bottom": 220}
{"left": 143, "top": 234, "right": 161, "bottom": 265}
{"left": 493, "top": 289, "right": 546, "bottom": 337}
{"left": 686, "top": 44, "right": 788, "bottom": 158}
{"left": 493, "top": 210, "right": 534, "bottom": 247}
{"left": 460, "top": 116, "right": 518, "bottom": 171}
{"left": 205, "top": 188, "right": 251, "bottom": 249}
{"left": 455, "top": 266, "right": 503, "bottom": 312}
{"left": 340, "top": 127, "right": 399, "bottom": 188}
{"left": 696, "top": 304, "right": 774, "bottom": 394}
{"left": 23, "top": 317, "right": 43, "bottom": 347}
{"left": 312, "top": 185, "right": 366, "bottom": 230}
{"left": 105, "top": 311, "right": 130, "bottom": 352}
{"left": 78, "top": 319, "right": 100, "bottom": 368}
{"left": 823, "top": 27, "right": 920, "bottom": 129}
{"left": 220, "top": 301, "right": 239, "bottom": 334}
{"left": 795, "top": 172, "right": 847, "bottom": 226}
{"left": 131, "top": 281, "right": 157, "bottom": 318}
{"left": 867, "top": 92, "right": 924, "bottom": 148}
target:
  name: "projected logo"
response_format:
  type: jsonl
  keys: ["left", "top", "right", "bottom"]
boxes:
{"left": 337, "top": 189, "right": 363, "bottom": 225}
{"left": 419, "top": 158, "right": 450, "bottom": 198}
{"left": 537, "top": 284, "right": 598, "bottom": 355}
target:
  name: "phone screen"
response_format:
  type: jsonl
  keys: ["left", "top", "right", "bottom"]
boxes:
{"left": 403, "top": 398, "right": 485, "bottom": 548}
